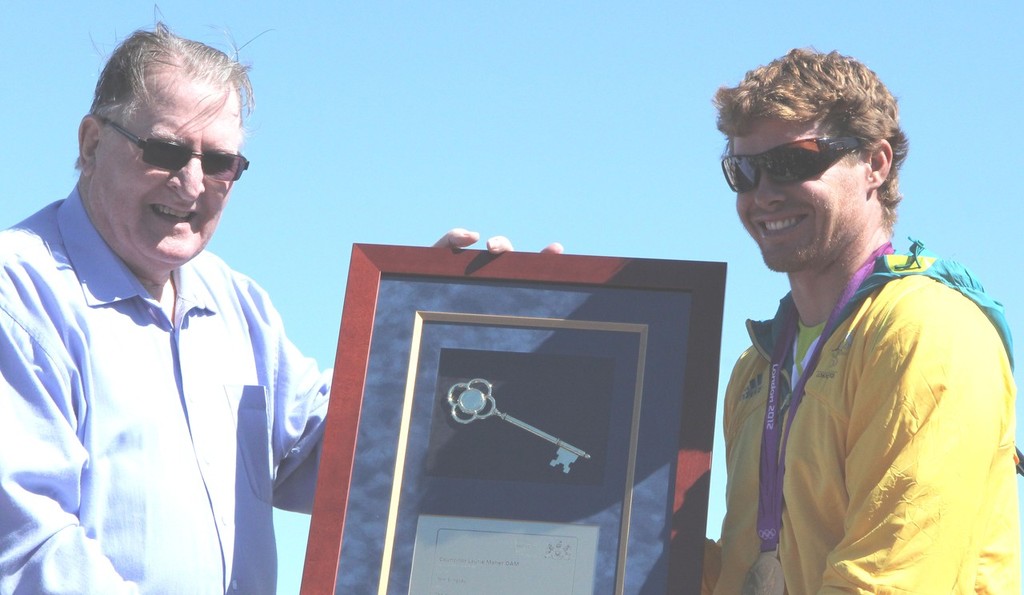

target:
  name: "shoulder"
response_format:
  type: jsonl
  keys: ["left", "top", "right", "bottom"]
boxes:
{"left": 0, "top": 202, "right": 71, "bottom": 310}
{"left": 183, "top": 250, "right": 284, "bottom": 325}
{"left": 0, "top": 201, "right": 64, "bottom": 267}
{"left": 722, "top": 344, "right": 770, "bottom": 421}
{"left": 187, "top": 250, "right": 271, "bottom": 300}
{"left": 867, "top": 274, "right": 995, "bottom": 328}
{"left": 853, "top": 275, "right": 1009, "bottom": 369}
{"left": 859, "top": 242, "right": 1013, "bottom": 363}
{"left": 0, "top": 203, "right": 78, "bottom": 362}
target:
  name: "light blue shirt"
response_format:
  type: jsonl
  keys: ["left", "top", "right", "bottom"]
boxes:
{"left": 0, "top": 189, "right": 331, "bottom": 594}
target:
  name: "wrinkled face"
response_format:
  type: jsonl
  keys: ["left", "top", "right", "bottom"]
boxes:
{"left": 78, "top": 66, "right": 244, "bottom": 286}
{"left": 732, "top": 119, "right": 883, "bottom": 276}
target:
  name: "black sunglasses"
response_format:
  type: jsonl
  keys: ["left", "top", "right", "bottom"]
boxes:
{"left": 97, "top": 116, "right": 250, "bottom": 182}
{"left": 721, "top": 137, "right": 862, "bottom": 193}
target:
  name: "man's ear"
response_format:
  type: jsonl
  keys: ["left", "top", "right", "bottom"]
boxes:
{"left": 866, "top": 139, "right": 893, "bottom": 190}
{"left": 78, "top": 115, "right": 102, "bottom": 176}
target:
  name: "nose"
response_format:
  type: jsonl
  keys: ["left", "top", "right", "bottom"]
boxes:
{"left": 748, "top": 176, "right": 785, "bottom": 209}
{"left": 167, "top": 156, "right": 206, "bottom": 201}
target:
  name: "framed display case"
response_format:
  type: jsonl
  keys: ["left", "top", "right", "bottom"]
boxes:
{"left": 301, "top": 244, "right": 726, "bottom": 594}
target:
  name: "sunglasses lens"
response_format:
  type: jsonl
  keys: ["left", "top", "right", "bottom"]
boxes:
{"left": 202, "top": 153, "right": 246, "bottom": 182}
{"left": 761, "top": 148, "right": 829, "bottom": 183}
{"left": 142, "top": 141, "right": 192, "bottom": 171}
{"left": 722, "top": 156, "right": 758, "bottom": 192}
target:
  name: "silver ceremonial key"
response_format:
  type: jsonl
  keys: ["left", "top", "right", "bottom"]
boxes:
{"left": 447, "top": 378, "right": 591, "bottom": 473}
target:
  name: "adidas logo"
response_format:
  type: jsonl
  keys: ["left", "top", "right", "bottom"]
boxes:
{"left": 740, "top": 374, "right": 763, "bottom": 401}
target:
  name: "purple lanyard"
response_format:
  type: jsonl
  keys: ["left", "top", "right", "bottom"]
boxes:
{"left": 756, "top": 242, "right": 893, "bottom": 552}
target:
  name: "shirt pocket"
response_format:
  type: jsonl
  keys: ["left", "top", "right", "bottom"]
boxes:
{"left": 226, "top": 384, "right": 273, "bottom": 503}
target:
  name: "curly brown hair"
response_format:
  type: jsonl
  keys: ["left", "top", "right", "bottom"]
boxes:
{"left": 714, "top": 49, "right": 908, "bottom": 229}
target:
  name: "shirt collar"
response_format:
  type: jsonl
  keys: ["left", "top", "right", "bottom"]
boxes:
{"left": 59, "top": 187, "right": 147, "bottom": 307}
{"left": 58, "top": 187, "right": 216, "bottom": 314}
{"left": 175, "top": 258, "right": 217, "bottom": 314}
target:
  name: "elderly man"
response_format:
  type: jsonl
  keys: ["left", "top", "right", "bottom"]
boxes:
{"left": 703, "top": 49, "right": 1019, "bottom": 594}
{"left": 0, "top": 23, "right": 534, "bottom": 593}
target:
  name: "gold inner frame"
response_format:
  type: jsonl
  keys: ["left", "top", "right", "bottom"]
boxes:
{"left": 377, "top": 311, "right": 650, "bottom": 594}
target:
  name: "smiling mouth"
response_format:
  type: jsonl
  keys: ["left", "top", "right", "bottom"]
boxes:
{"left": 153, "top": 204, "right": 195, "bottom": 222}
{"left": 762, "top": 217, "right": 801, "bottom": 234}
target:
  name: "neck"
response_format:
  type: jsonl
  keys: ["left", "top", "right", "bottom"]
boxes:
{"left": 788, "top": 235, "right": 890, "bottom": 326}
{"left": 140, "top": 275, "right": 176, "bottom": 319}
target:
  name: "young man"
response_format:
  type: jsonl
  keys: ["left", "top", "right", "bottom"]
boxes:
{"left": 703, "top": 49, "right": 1018, "bottom": 594}
{"left": 0, "top": 24, "right": 525, "bottom": 593}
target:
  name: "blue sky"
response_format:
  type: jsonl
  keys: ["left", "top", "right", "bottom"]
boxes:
{"left": 3, "top": 2, "right": 1022, "bottom": 592}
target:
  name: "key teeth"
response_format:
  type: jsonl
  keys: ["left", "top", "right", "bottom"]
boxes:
{"left": 550, "top": 458, "right": 572, "bottom": 474}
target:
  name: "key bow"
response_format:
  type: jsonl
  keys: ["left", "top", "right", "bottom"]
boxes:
{"left": 447, "top": 378, "right": 497, "bottom": 423}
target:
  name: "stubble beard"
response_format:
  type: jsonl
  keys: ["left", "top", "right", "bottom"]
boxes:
{"left": 760, "top": 243, "right": 818, "bottom": 273}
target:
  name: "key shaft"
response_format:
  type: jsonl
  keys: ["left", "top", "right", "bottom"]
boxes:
{"left": 497, "top": 411, "right": 590, "bottom": 459}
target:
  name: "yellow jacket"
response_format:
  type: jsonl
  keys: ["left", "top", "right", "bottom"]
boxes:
{"left": 705, "top": 269, "right": 1019, "bottom": 593}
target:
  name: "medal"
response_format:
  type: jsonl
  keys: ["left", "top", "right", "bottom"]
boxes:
{"left": 741, "top": 551, "right": 785, "bottom": 595}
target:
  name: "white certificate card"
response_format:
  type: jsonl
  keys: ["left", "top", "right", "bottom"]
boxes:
{"left": 408, "top": 515, "right": 600, "bottom": 595}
